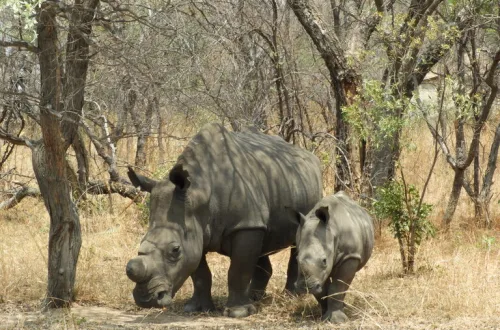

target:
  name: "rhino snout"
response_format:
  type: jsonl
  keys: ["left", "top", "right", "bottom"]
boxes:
{"left": 126, "top": 256, "right": 150, "bottom": 283}
{"left": 133, "top": 287, "right": 173, "bottom": 308}
{"left": 293, "top": 279, "right": 307, "bottom": 295}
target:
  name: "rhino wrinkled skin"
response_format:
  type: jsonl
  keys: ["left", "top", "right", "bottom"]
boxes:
{"left": 294, "top": 192, "right": 374, "bottom": 323}
{"left": 126, "top": 123, "right": 322, "bottom": 318}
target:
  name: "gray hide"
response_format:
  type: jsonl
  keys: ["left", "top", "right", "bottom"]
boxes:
{"left": 126, "top": 123, "right": 322, "bottom": 318}
{"left": 294, "top": 192, "right": 374, "bottom": 323}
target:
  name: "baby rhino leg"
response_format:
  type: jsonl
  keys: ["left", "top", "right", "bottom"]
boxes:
{"left": 323, "top": 258, "right": 360, "bottom": 324}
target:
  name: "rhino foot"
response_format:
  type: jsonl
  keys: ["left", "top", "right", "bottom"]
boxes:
{"left": 183, "top": 297, "right": 215, "bottom": 313}
{"left": 322, "top": 309, "right": 348, "bottom": 324}
{"left": 250, "top": 290, "right": 267, "bottom": 301}
{"left": 223, "top": 304, "right": 257, "bottom": 318}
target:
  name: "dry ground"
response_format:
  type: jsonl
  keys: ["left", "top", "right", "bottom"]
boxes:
{"left": 1, "top": 197, "right": 500, "bottom": 329}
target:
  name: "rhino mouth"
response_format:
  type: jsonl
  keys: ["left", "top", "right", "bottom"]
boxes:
{"left": 133, "top": 287, "right": 174, "bottom": 308}
{"left": 306, "top": 281, "right": 323, "bottom": 295}
{"left": 295, "top": 279, "right": 323, "bottom": 296}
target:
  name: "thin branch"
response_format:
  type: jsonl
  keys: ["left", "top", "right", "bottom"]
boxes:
{"left": 0, "top": 128, "right": 35, "bottom": 147}
{"left": 0, "top": 40, "right": 38, "bottom": 53}
{"left": 0, "top": 180, "right": 144, "bottom": 209}
{"left": 0, "top": 186, "right": 40, "bottom": 210}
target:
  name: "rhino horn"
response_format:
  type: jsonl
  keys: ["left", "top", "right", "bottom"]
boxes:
{"left": 127, "top": 166, "right": 157, "bottom": 192}
{"left": 126, "top": 256, "right": 150, "bottom": 283}
{"left": 285, "top": 206, "right": 306, "bottom": 226}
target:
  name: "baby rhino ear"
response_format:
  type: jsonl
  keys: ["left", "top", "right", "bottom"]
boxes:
{"left": 315, "top": 206, "right": 329, "bottom": 224}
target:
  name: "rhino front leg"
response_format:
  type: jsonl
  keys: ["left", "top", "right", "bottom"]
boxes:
{"left": 184, "top": 254, "right": 216, "bottom": 313}
{"left": 250, "top": 255, "right": 272, "bottom": 301}
{"left": 284, "top": 246, "right": 299, "bottom": 294}
{"left": 322, "top": 258, "right": 359, "bottom": 324}
{"left": 224, "top": 229, "right": 264, "bottom": 318}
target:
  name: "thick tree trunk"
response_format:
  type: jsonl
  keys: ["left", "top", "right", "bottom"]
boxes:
{"left": 37, "top": 2, "right": 81, "bottom": 308}
{"left": 35, "top": 0, "right": 99, "bottom": 308}
{"left": 287, "top": 0, "right": 360, "bottom": 192}
{"left": 32, "top": 144, "right": 82, "bottom": 308}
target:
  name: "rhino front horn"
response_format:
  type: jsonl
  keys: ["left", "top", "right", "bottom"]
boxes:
{"left": 126, "top": 257, "right": 150, "bottom": 283}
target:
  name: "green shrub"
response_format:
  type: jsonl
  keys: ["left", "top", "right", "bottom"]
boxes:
{"left": 373, "top": 180, "right": 435, "bottom": 274}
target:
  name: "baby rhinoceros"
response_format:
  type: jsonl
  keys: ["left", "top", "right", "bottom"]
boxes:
{"left": 293, "top": 192, "right": 374, "bottom": 324}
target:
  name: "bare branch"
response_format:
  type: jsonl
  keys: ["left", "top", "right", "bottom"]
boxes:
{"left": 0, "top": 128, "right": 35, "bottom": 147}
{"left": 86, "top": 180, "right": 143, "bottom": 202}
{"left": 0, "top": 40, "right": 38, "bottom": 53}
{"left": 0, "top": 180, "right": 144, "bottom": 210}
{"left": 0, "top": 186, "right": 40, "bottom": 210}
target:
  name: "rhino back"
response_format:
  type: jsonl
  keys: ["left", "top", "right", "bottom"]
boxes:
{"left": 179, "top": 123, "right": 322, "bottom": 252}
{"left": 324, "top": 192, "right": 374, "bottom": 269}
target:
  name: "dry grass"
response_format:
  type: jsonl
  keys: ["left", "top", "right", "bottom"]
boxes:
{"left": 1, "top": 119, "right": 500, "bottom": 328}
{"left": 1, "top": 196, "right": 499, "bottom": 329}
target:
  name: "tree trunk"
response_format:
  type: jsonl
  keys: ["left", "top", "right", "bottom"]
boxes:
{"left": 442, "top": 168, "right": 465, "bottom": 229}
{"left": 135, "top": 96, "right": 155, "bottom": 168}
{"left": 37, "top": 2, "right": 81, "bottom": 308}
{"left": 473, "top": 148, "right": 481, "bottom": 218}
{"left": 397, "top": 236, "right": 408, "bottom": 274}
{"left": 156, "top": 104, "right": 165, "bottom": 167}
{"left": 287, "top": 0, "right": 360, "bottom": 192}
{"left": 35, "top": 0, "right": 99, "bottom": 308}
{"left": 32, "top": 144, "right": 82, "bottom": 308}
{"left": 477, "top": 122, "right": 500, "bottom": 228}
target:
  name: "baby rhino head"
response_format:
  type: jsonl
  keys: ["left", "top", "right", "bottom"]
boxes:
{"left": 294, "top": 206, "right": 335, "bottom": 296}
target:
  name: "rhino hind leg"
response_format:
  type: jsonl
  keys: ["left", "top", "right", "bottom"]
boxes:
{"left": 322, "top": 258, "right": 359, "bottom": 324}
{"left": 284, "top": 246, "right": 299, "bottom": 294}
{"left": 223, "top": 229, "right": 265, "bottom": 318}
{"left": 184, "top": 254, "right": 216, "bottom": 313}
{"left": 249, "top": 255, "right": 272, "bottom": 301}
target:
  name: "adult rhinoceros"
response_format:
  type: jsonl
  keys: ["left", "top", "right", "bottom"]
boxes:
{"left": 126, "top": 123, "right": 322, "bottom": 318}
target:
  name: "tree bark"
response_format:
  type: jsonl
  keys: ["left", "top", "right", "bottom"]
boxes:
{"left": 442, "top": 168, "right": 465, "bottom": 228}
{"left": 35, "top": 0, "right": 99, "bottom": 308}
{"left": 287, "top": 0, "right": 360, "bottom": 192}
{"left": 477, "top": 122, "right": 500, "bottom": 228}
{"left": 134, "top": 95, "right": 154, "bottom": 168}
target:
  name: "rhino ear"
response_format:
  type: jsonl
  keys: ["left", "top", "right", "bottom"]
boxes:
{"left": 285, "top": 206, "right": 306, "bottom": 226}
{"left": 128, "top": 166, "right": 157, "bottom": 193}
{"left": 315, "top": 206, "right": 329, "bottom": 224}
{"left": 169, "top": 164, "right": 191, "bottom": 191}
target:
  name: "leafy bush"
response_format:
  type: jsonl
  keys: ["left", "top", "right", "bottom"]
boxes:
{"left": 373, "top": 180, "right": 435, "bottom": 274}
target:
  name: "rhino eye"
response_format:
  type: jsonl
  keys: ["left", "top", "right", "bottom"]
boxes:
{"left": 322, "top": 258, "right": 327, "bottom": 266}
{"left": 167, "top": 245, "right": 181, "bottom": 262}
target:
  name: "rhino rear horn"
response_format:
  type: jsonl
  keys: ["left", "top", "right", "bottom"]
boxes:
{"left": 128, "top": 166, "right": 157, "bottom": 192}
{"left": 285, "top": 206, "right": 306, "bottom": 226}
